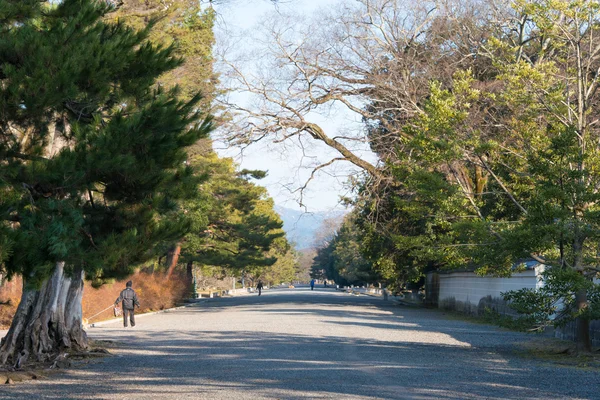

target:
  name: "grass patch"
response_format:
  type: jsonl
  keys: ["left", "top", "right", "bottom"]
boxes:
{"left": 83, "top": 272, "right": 190, "bottom": 324}
{"left": 439, "top": 307, "right": 537, "bottom": 332}
{"left": 437, "top": 308, "right": 517, "bottom": 331}
{"left": 514, "top": 338, "right": 600, "bottom": 370}
{"left": 479, "top": 308, "right": 534, "bottom": 332}
{"left": 1, "top": 272, "right": 192, "bottom": 329}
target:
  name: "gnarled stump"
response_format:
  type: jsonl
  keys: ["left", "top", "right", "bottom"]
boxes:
{"left": 0, "top": 262, "right": 88, "bottom": 366}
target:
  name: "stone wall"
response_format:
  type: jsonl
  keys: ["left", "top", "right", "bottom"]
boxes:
{"left": 427, "top": 268, "right": 544, "bottom": 317}
{"left": 438, "top": 294, "right": 518, "bottom": 317}
{"left": 428, "top": 268, "right": 600, "bottom": 347}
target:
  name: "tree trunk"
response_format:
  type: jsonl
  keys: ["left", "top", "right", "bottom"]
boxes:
{"left": 575, "top": 289, "right": 592, "bottom": 353}
{"left": 0, "top": 262, "right": 88, "bottom": 366}
{"left": 572, "top": 233, "right": 591, "bottom": 353}
{"left": 186, "top": 261, "right": 193, "bottom": 281}
{"left": 165, "top": 243, "right": 181, "bottom": 280}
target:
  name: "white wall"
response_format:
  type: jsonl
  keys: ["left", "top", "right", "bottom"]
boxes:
{"left": 438, "top": 266, "right": 545, "bottom": 308}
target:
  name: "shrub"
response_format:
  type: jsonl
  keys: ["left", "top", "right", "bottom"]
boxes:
{"left": 83, "top": 272, "right": 190, "bottom": 323}
{"left": 0, "top": 272, "right": 190, "bottom": 328}
{"left": 0, "top": 277, "right": 22, "bottom": 329}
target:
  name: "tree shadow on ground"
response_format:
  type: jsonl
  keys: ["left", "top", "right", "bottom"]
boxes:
{"left": 1, "top": 290, "right": 598, "bottom": 399}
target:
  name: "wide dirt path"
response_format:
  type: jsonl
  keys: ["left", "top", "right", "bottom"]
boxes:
{"left": 1, "top": 288, "right": 598, "bottom": 399}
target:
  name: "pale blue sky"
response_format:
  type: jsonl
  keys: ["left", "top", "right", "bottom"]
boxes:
{"left": 211, "top": 0, "right": 376, "bottom": 212}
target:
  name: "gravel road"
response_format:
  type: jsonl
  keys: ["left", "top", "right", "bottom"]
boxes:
{"left": 1, "top": 288, "right": 598, "bottom": 399}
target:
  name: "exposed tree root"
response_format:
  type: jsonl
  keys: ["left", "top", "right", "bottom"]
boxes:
{"left": 0, "top": 263, "right": 88, "bottom": 366}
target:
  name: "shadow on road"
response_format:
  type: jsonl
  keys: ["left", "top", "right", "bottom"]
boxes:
{"left": 2, "top": 289, "right": 598, "bottom": 399}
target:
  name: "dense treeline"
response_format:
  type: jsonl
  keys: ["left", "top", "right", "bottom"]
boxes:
{"left": 223, "top": 0, "right": 600, "bottom": 351}
{"left": 112, "top": 0, "right": 296, "bottom": 287}
{"left": 0, "top": 0, "right": 296, "bottom": 366}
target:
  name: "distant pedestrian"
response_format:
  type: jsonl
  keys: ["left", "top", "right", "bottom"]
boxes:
{"left": 310, "top": 279, "right": 315, "bottom": 291}
{"left": 256, "top": 280, "right": 264, "bottom": 296}
{"left": 114, "top": 280, "right": 140, "bottom": 327}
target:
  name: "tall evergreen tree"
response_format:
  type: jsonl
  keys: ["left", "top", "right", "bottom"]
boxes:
{"left": 114, "top": 0, "right": 218, "bottom": 275}
{"left": 311, "top": 213, "right": 380, "bottom": 288}
{"left": 180, "top": 156, "right": 285, "bottom": 280}
{"left": 114, "top": 1, "right": 216, "bottom": 104}
{"left": 0, "top": 0, "right": 212, "bottom": 365}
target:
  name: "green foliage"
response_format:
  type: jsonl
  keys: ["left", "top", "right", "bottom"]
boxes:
{"left": 311, "top": 212, "right": 381, "bottom": 287}
{"left": 238, "top": 169, "right": 268, "bottom": 180}
{"left": 110, "top": 1, "right": 292, "bottom": 283}
{"left": 331, "top": 0, "right": 600, "bottom": 350}
{"left": 114, "top": 1, "right": 217, "bottom": 106}
{"left": 0, "top": 0, "right": 212, "bottom": 287}
{"left": 480, "top": 307, "right": 535, "bottom": 332}
{"left": 180, "top": 154, "right": 288, "bottom": 278}
{"left": 503, "top": 269, "right": 600, "bottom": 330}
{"left": 257, "top": 236, "right": 297, "bottom": 285}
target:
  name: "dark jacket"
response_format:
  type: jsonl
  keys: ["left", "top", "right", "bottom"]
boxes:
{"left": 115, "top": 287, "right": 140, "bottom": 310}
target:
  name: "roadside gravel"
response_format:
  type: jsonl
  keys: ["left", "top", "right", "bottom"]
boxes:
{"left": 0, "top": 289, "right": 597, "bottom": 399}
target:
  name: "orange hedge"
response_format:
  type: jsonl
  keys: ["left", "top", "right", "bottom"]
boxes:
{"left": 0, "top": 272, "right": 190, "bottom": 329}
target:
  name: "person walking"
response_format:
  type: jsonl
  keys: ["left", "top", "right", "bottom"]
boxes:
{"left": 310, "top": 279, "right": 315, "bottom": 291}
{"left": 114, "top": 280, "right": 140, "bottom": 327}
{"left": 256, "top": 280, "right": 264, "bottom": 296}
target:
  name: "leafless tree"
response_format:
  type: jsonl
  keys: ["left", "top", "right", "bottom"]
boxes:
{"left": 217, "top": 0, "right": 499, "bottom": 204}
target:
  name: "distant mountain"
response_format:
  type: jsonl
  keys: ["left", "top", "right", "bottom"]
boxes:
{"left": 274, "top": 206, "right": 347, "bottom": 250}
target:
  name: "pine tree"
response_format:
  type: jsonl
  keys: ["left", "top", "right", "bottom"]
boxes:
{"left": 180, "top": 155, "right": 285, "bottom": 282}
{"left": 0, "top": 0, "right": 212, "bottom": 365}
{"left": 113, "top": 0, "right": 218, "bottom": 275}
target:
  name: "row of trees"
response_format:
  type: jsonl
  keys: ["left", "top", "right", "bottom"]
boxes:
{"left": 224, "top": 0, "right": 600, "bottom": 351}
{"left": 112, "top": 0, "right": 297, "bottom": 287}
{"left": 179, "top": 153, "right": 297, "bottom": 288}
{"left": 0, "top": 0, "right": 296, "bottom": 367}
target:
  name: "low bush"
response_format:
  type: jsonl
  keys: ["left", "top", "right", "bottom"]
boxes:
{"left": 83, "top": 272, "right": 191, "bottom": 324}
{"left": 0, "top": 277, "right": 21, "bottom": 329}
